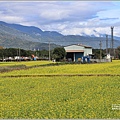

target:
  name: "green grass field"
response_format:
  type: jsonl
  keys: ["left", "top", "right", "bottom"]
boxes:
{"left": 0, "top": 60, "right": 120, "bottom": 118}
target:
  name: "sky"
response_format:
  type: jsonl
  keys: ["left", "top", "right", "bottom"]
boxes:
{"left": 0, "top": 1, "right": 120, "bottom": 37}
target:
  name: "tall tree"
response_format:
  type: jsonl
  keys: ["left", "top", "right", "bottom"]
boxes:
{"left": 53, "top": 47, "right": 66, "bottom": 61}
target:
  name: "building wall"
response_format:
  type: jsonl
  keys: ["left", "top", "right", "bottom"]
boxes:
{"left": 84, "top": 48, "right": 92, "bottom": 56}
{"left": 64, "top": 45, "right": 92, "bottom": 61}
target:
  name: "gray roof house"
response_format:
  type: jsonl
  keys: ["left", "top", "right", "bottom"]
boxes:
{"left": 64, "top": 44, "right": 92, "bottom": 62}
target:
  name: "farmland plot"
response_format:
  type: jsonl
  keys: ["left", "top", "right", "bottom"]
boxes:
{"left": 0, "top": 60, "right": 120, "bottom": 118}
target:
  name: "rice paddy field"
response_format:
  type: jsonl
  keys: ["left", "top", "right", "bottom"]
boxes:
{"left": 0, "top": 60, "right": 120, "bottom": 118}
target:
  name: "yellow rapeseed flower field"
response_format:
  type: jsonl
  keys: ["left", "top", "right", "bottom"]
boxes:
{"left": 0, "top": 60, "right": 120, "bottom": 118}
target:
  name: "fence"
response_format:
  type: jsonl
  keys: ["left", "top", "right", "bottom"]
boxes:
{"left": 90, "top": 58, "right": 112, "bottom": 63}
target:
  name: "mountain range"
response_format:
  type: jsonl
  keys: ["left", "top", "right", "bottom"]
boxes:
{"left": 0, "top": 21, "right": 120, "bottom": 50}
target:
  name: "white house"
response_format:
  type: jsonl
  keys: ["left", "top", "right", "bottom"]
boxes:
{"left": 64, "top": 44, "right": 92, "bottom": 62}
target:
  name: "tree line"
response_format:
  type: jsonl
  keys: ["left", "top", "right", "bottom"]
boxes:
{"left": 0, "top": 46, "right": 120, "bottom": 61}
{"left": 0, "top": 47, "right": 66, "bottom": 61}
{"left": 93, "top": 47, "right": 120, "bottom": 59}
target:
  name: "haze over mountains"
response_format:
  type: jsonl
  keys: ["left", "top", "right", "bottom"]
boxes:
{"left": 0, "top": 21, "right": 120, "bottom": 50}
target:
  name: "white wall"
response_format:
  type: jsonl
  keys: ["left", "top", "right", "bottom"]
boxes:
{"left": 84, "top": 48, "right": 92, "bottom": 56}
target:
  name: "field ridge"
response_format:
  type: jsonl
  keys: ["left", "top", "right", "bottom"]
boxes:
{"left": 1, "top": 73, "right": 120, "bottom": 78}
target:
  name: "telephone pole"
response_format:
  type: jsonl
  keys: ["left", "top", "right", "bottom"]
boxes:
{"left": 99, "top": 41, "right": 102, "bottom": 62}
{"left": 19, "top": 48, "right": 20, "bottom": 59}
{"left": 111, "top": 26, "right": 114, "bottom": 58}
{"left": 49, "top": 41, "right": 50, "bottom": 61}
{"left": 106, "top": 34, "right": 108, "bottom": 55}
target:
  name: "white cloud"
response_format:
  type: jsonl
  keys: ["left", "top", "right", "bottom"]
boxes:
{"left": 39, "top": 9, "right": 70, "bottom": 21}
{"left": 0, "top": 1, "right": 120, "bottom": 37}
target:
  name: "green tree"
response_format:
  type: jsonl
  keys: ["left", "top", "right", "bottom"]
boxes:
{"left": 92, "top": 49, "right": 106, "bottom": 59}
{"left": 40, "top": 49, "right": 49, "bottom": 58}
{"left": 53, "top": 47, "right": 66, "bottom": 61}
{"left": 116, "top": 46, "right": 120, "bottom": 59}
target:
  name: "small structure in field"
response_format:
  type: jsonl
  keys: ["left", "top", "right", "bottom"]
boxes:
{"left": 64, "top": 44, "right": 92, "bottom": 62}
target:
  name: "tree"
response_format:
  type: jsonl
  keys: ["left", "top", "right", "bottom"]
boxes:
{"left": 92, "top": 49, "right": 106, "bottom": 59}
{"left": 116, "top": 46, "right": 120, "bottom": 59}
{"left": 53, "top": 47, "right": 66, "bottom": 61}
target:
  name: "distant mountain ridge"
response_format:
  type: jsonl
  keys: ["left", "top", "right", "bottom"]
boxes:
{"left": 0, "top": 21, "right": 63, "bottom": 37}
{"left": 0, "top": 21, "right": 120, "bottom": 50}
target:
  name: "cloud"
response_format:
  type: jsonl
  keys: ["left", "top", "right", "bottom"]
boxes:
{"left": 0, "top": 15, "right": 24, "bottom": 23}
{"left": 100, "top": 18, "right": 119, "bottom": 21}
{"left": 0, "top": 1, "right": 105, "bottom": 24}
{"left": 0, "top": 1, "right": 120, "bottom": 36}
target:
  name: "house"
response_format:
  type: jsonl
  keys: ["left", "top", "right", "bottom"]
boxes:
{"left": 64, "top": 44, "right": 92, "bottom": 62}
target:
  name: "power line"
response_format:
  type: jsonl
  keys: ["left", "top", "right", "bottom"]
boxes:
{"left": 40, "top": 39, "right": 112, "bottom": 43}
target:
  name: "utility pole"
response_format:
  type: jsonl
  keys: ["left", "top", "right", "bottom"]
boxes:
{"left": 106, "top": 34, "right": 108, "bottom": 55}
{"left": 49, "top": 41, "right": 50, "bottom": 61}
{"left": 111, "top": 26, "right": 114, "bottom": 58}
{"left": 19, "top": 48, "right": 21, "bottom": 61}
{"left": 16, "top": 49, "right": 18, "bottom": 61}
{"left": 38, "top": 48, "right": 39, "bottom": 59}
{"left": 99, "top": 41, "right": 102, "bottom": 62}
